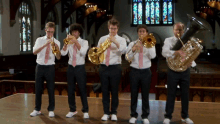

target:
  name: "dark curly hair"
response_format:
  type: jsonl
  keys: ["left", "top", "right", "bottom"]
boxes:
{"left": 69, "top": 23, "right": 84, "bottom": 36}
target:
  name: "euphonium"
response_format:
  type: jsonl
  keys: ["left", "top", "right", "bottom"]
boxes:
{"left": 167, "top": 14, "right": 211, "bottom": 72}
{"left": 51, "top": 38, "right": 60, "bottom": 56}
{"left": 88, "top": 38, "right": 112, "bottom": 64}
{"left": 126, "top": 33, "right": 156, "bottom": 63}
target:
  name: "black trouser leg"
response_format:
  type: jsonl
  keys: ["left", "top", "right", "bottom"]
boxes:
{"left": 100, "top": 65, "right": 110, "bottom": 115}
{"left": 35, "top": 65, "right": 44, "bottom": 111}
{"left": 164, "top": 69, "right": 179, "bottom": 119}
{"left": 109, "top": 65, "right": 122, "bottom": 115}
{"left": 140, "top": 68, "right": 151, "bottom": 119}
{"left": 67, "top": 65, "right": 77, "bottom": 112}
{"left": 129, "top": 68, "right": 140, "bottom": 118}
{"left": 75, "top": 65, "right": 89, "bottom": 112}
{"left": 45, "top": 66, "right": 55, "bottom": 111}
{"left": 180, "top": 69, "right": 190, "bottom": 119}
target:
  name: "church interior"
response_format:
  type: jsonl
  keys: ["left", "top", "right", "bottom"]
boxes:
{"left": 0, "top": 0, "right": 220, "bottom": 123}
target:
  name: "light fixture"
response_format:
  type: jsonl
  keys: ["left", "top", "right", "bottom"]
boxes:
{"left": 93, "top": 5, "right": 97, "bottom": 11}
{"left": 207, "top": 0, "right": 220, "bottom": 10}
{"left": 207, "top": 0, "right": 216, "bottom": 8}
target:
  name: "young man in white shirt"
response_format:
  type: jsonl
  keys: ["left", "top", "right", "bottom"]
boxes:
{"left": 162, "top": 22, "right": 194, "bottom": 124}
{"left": 61, "top": 23, "right": 89, "bottom": 119}
{"left": 98, "top": 18, "right": 127, "bottom": 121}
{"left": 30, "top": 22, "right": 61, "bottom": 117}
{"left": 126, "top": 24, "right": 156, "bottom": 124}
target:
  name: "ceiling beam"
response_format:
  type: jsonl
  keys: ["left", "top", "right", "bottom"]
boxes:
{"left": 41, "top": 0, "right": 61, "bottom": 29}
{"left": 62, "top": 0, "right": 87, "bottom": 32}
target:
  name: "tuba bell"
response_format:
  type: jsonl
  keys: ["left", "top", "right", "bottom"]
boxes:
{"left": 88, "top": 38, "right": 112, "bottom": 64}
{"left": 126, "top": 33, "right": 156, "bottom": 63}
{"left": 167, "top": 14, "right": 211, "bottom": 72}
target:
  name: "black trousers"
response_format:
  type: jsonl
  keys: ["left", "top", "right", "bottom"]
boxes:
{"left": 67, "top": 65, "right": 88, "bottom": 112}
{"left": 164, "top": 68, "right": 190, "bottom": 119}
{"left": 35, "top": 64, "right": 55, "bottom": 111}
{"left": 99, "top": 64, "right": 122, "bottom": 115}
{"left": 130, "top": 67, "right": 152, "bottom": 119}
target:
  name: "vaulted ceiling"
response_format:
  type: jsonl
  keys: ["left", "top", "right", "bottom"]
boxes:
{"left": 193, "top": 0, "right": 220, "bottom": 34}
{"left": 10, "top": 0, "right": 115, "bottom": 34}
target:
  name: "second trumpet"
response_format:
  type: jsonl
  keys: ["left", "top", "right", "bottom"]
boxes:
{"left": 63, "top": 35, "right": 76, "bottom": 45}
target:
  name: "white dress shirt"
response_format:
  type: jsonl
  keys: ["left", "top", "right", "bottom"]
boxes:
{"left": 126, "top": 40, "right": 156, "bottom": 69}
{"left": 61, "top": 37, "right": 89, "bottom": 66}
{"left": 162, "top": 36, "right": 196, "bottom": 67}
{"left": 33, "top": 36, "right": 60, "bottom": 65}
{"left": 97, "top": 34, "right": 127, "bottom": 65}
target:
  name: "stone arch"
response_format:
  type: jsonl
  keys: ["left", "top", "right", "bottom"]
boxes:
{"left": 26, "top": 0, "right": 37, "bottom": 21}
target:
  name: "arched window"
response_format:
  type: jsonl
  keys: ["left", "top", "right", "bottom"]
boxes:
{"left": 132, "top": 0, "right": 174, "bottom": 25}
{"left": 19, "top": 1, "right": 32, "bottom": 52}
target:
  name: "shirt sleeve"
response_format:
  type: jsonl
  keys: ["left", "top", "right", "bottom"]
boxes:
{"left": 162, "top": 38, "right": 175, "bottom": 58}
{"left": 191, "top": 61, "right": 196, "bottom": 67}
{"left": 145, "top": 46, "right": 156, "bottom": 59}
{"left": 61, "top": 45, "right": 69, "bottom": 56}
{"left": 125, "top": 42, "right": 135, "bottom": 61}
{"left": 117, "top": 38, "right": 127, "bottom": 54}
{"left": 79, "top": 40, "right": 89, "bottom": 56}
{"left": 57, "top": 41, "right": 61, "bottom": 50}
{"left": 97, "top": 37, "right": 104, "bottom": 47}
{"left": 33, "top": 38, "right": 40, "bottom": 53}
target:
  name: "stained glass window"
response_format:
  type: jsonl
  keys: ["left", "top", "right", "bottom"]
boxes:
{"left": 132, "top": 0, "right": 174, "bottom": 25}
{"left": 133, "top": 0, "right": 142, "bottom": 25}
{"left": 19, "top": 1, "right": 32, "bottom": 52}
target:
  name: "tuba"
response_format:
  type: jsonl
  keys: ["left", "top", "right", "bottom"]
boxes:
{"left": 88, "top": 38, "right": 112, "bottom": 64}
{"left": 167, "top": 14, "right": 211, "bottom": 72}
{"left": 126, "top": 33, "right": 156, "bottom": 63}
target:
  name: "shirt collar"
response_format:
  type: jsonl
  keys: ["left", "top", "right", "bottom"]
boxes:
{"left": 77, "top": 37, "right": 82, "bottom": 41}
{"left": 107, "top": 34, "right": 118, "bottom": 38}
{"left": 44, "top": 35, "right": 54, "bottom": 40}
{"left": 173, "top": 36, "right": 178, "bottom": 41}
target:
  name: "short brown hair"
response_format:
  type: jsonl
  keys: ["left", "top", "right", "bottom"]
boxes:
{"left": 45, "top": 22, "right": 56, "bottom": 30}
{"left": 173, "top": 22, "right": 185, "bottom": 30}
{"left": 137, "top": 24, "right": 148, "bottom": 32}
{"left": 108, "top": 18, "right": 119, "bottom": 28}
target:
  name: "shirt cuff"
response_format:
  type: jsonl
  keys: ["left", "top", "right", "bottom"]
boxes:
{"left": 61, "top": 49, "right": 68, "bottom": 56}
{"left": 191, "top": 61, "right": 196, "bottom": 67}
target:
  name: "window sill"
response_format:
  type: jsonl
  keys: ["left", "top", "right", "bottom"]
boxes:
{"left": 130, "top": 24, "right": 174, "bottom": 27}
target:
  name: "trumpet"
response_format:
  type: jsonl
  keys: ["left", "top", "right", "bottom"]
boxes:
{"left": 126, "top": 33, "right": 156, "bottom": 63}
{"left": 51, "top": 38, "right": 60, "bottom": 56}
{"left": 63, "top": 35, "right": 76, "bottom": 45}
